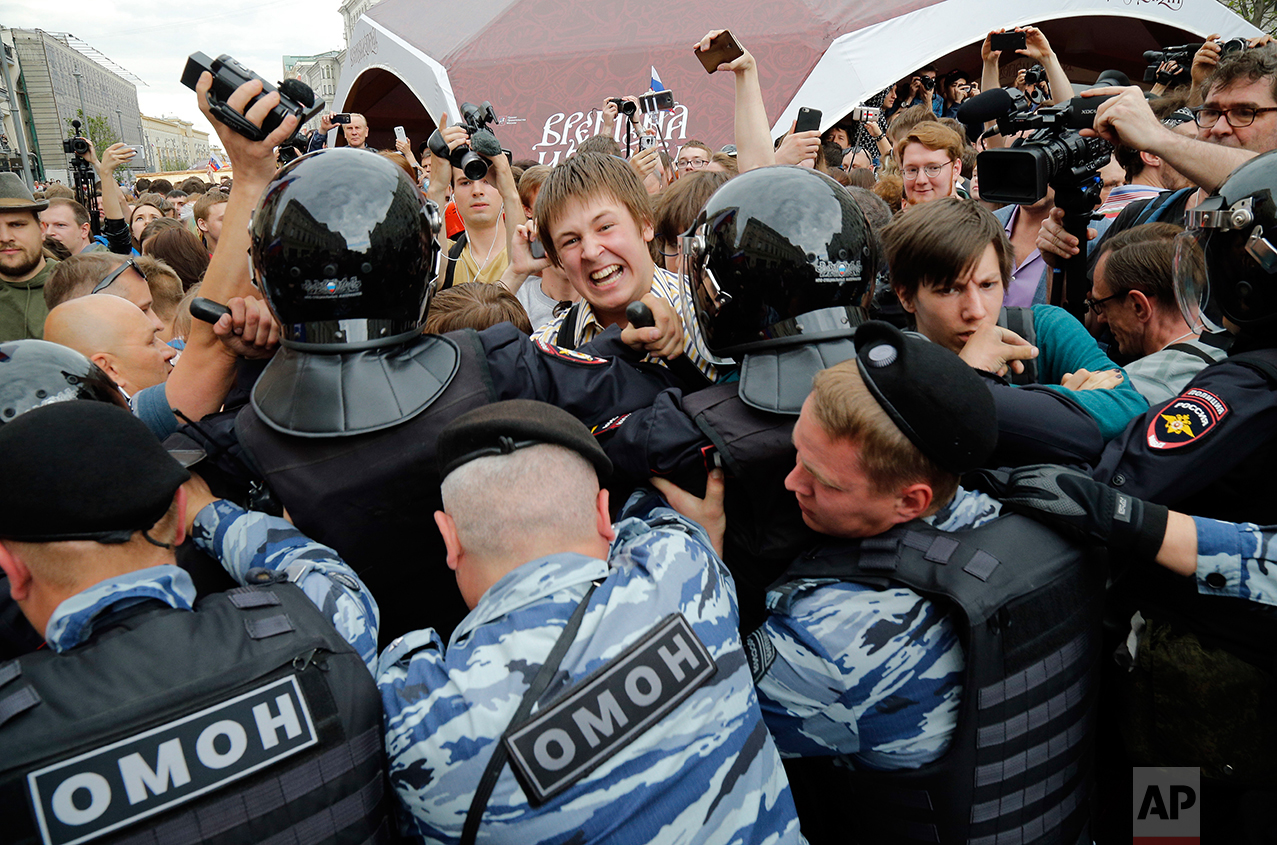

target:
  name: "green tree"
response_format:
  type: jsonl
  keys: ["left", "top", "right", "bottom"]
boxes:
{"left": 1220, "top": 0, "right": 1277, "bottom": 35}
{"left": 64, "top": 110, "right": 126, "bottom": 177}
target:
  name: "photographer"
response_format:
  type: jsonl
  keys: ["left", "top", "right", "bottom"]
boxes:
{"left": 899, "top": 65, "right": 939, "bottom": 113}
{"left": 979, "top": 27, "right": 1072, "bottom": 147}
{"left": 1038, "top": 46, "right": 1277, "bottom": 267}
{"left": 306, "top": 111, "right": 375, "bottom": 153}
{"left": 427, "top": 110, "right": 523, "bottom": 288}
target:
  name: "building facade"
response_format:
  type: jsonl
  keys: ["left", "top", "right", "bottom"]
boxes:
{"left": 141, "top": 114, "right": 211, "bottom": 174}
{"left": 9, "top": 28, "right": 145, "bottom": 184}
{"left": 0, "top": 31, "right": 39, "bottom": 183}
{"left": 284, "top": 51, "right": 344, "bottom": 135}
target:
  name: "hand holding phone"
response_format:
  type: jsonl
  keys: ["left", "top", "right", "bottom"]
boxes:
{"left": 394, "top": 126, "right": 407, "bottom": 141}
{"left": 795, "top": 107, "right": 822, "bottom": 134}
{"left": 990, "top": 31, "right": 1027, "bottom": 53}
{"left": 695, "top": 30, "right": 745, "bottom": 73}
{"left": 332, "top": 113, "right": 352, "bottom": 125}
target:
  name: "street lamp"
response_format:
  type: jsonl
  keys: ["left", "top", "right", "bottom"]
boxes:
{"left": 115, "top": 107, "right": 124, "bottom": 144}
{"left": 71, "top": 69, "right": 85, "bottom": 120}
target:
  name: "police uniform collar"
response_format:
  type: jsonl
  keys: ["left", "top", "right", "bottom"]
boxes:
{"left": 450, "top": 552, "right": 608, "bottom": 649}
{"left": 44, "top": 565, "right": 195, "bottom": 653}
{"left": 251, "top": 333, "right": 461, "bottom": 438}
{"left": 737, "top": 336, "right": 859, "bottom": 415}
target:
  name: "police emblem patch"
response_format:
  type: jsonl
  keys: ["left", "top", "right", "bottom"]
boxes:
{"left": 1148, "top": 388, "right": 1229, "bottom": 450}
{"left": 533, "top": 339, "right": 607, "bottom": 366}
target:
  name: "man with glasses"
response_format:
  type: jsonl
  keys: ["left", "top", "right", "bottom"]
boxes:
{"left": 1088, "top": 223, "right": 1226, "bottom": 405}
{"left": 674, "top": 139, "right": 713, "bottom": 175}
{"left": 896, "top": 123, "right": 964, "bottom": 207}
{"left": 43, "top": 253, "right": 166, "bottom": 333}
{"left": 0, "top": 173, "right": 56, "bottom": 342}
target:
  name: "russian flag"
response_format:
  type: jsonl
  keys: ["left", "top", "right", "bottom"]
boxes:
{"left": 650, "top": 66, "right": 665, "bottom": 92}
{"left": 208, "top": 155, "right": 222, "bottom": 172}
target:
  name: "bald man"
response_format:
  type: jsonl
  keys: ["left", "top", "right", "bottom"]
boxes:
{"left": 45, "top": 295, "right": 175, "bottom": 397}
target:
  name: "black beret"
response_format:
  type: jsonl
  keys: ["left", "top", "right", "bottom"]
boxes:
{"left": 438, "top": 400, "right": 612, "bottom": 480}
{"left": 0, "top": 402, "right": 190, "bottom": 542}
{"left": 853, "top": 321, "right": 997, "bottom": 474}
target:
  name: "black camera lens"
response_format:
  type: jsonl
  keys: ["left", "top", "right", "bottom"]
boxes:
{"left": 921, "top": 75, "right": 935, "bottom": 90}
{"left": 458, "top": 150, "right": 489, "bottom": 181}
{"left": 1220, "top": 37, "right": 1248, "bottom": 54}
{"left": 72, "top": 138, "right": 90, "bottom": 155}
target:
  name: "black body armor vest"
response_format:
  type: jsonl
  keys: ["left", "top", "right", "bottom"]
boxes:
{"left": 236, "top": 330, "right": 496, "bottom": 646}
{"left": 0, "top": 579, "right": 392, "bottom": 845}
{"left": 773, "top": 515, "right": 1104, "bottom": 845}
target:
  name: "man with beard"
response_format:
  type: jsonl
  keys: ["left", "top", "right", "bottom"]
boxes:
{"left": 0, "top": 173, "right": 56, "bottom": 341}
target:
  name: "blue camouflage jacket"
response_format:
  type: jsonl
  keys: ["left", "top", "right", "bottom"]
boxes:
{"left": 45, "top": 500, "right": 380, "bottom": 672}
{"left": 1194, "top": 516, "right": 1277, "bottom": 608}
{"left": 755, "top": 487, "right": 1001, "bottom": 771}
{"left": 377, "top": 491, "right": 803, "bottom": 845}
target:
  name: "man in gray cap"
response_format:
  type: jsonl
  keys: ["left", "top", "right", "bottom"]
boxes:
{"left": 378, "top": 399, "right": 802, "bottom": 845}
{"left": 0, "top": 172, "right": 55, "bottom": 341}
{"left": 0, "top": 401, "right": 393, "bottom": 844}
{"left": 666, "top": 322, "right": 1104, "bottom": 845}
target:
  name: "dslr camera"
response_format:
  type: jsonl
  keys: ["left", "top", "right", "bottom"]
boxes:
{"left": 973, "top": 72, "right": 1126, "bottom": 205}
{"left": 181, "top": 52, "right": 325, "bottom": 142}
{"left": 428, "top": 101, "right": 502, "bottom": 181}
{"left": 62, "top": 120, "right": 90, "bottom": 155}
{"left": 609, "top": 97, "right": 638, "bottom": 117}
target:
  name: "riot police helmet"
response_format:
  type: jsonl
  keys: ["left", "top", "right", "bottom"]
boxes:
{"left": 250, "top": 148, "right": 442, "bottom": 351}
{"left": 0, "top": 339, "right": 126, "bottom": 425}
{"left": 678, "top": 165, "right": 877, "bottom": 365}
{"left": 1176, "top": 148, "right": 1277, "bottom": 335}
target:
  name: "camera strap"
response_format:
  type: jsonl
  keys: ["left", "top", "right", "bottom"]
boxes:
{"left": 441, "top": 231, "right": 468, "bottom": 291}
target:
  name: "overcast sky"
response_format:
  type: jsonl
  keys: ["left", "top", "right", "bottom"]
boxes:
{"left": 5, "top": 0, "right": 346, "bottom": 142}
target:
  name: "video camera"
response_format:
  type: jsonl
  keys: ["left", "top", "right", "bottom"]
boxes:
{"left": 428, "top": 101, "right": 502, "bottom": 181}
{"left": 961, "top": 72, "right": 1126, "bottom": 205}
{"left": 62, "top": 122, "right": 90, "bottom": 156}
{"left": 181, "top": 52, "right": 324, "bottom": 143}
{"left": 1142, "top": 39, "right": 1247, "bottom": 85}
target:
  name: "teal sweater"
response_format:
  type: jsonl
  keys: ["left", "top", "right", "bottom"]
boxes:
{"left": 1029, "top": 304, "right": 1149, "bottom": 441}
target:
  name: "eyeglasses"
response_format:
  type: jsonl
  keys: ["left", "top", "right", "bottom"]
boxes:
{"left": 677, "top": 158, "right": 710, "bottom": 170}
{"left": 1191, "top": 105, "right": 1277, "bottom": 128}
{"left": 1083, "top": 289, "right": 1127, "bottom": 315}
{"left": 92, "top": 258, "right": 144, "bottom": 294}
{"left": 902, "top": 161, "right": 954, "bottom": 181}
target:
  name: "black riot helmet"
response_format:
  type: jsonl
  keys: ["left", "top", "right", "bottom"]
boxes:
{"left": 679, "top": 166, "right": 877, "bottom": 364}
{"left": 1175, "top": 148, "right": 1277, "bottom": 337}
{"left": 250, "top": 148, "right": 442, "bottom": 351}
{"left": 0, "top": 340, "right": 127, "bottom": 425}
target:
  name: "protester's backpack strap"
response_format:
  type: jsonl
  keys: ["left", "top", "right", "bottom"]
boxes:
{"left": 556, "top": 303, "right": 582, "bottom": 348}
{"left": 441, "top": 231, "right": 469, "bottom": 291}
{"left": 997, "top": 306, "right": 1038, "bottom": 385}
{"left": 1133, "top": 188, "right": 1193, "bottom": 226}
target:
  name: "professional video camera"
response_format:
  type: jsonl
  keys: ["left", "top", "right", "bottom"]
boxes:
{"left": 958, "top": 70, "right": 1128, "bottom": 316}
{"left": 62, "top": 120, "right": 100, "bottom": 235}
{"left": 427, "top": 101, "right": 502, "bottom": 181}
{"left": 180, "top": 52, "right": 324, "bottom": 142}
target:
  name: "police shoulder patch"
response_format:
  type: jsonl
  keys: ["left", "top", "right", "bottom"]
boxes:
{"left": 534, "top": 339, "right": 607, "bottom": 366}
{"left": 1147, "top": 388, "right": 1230, "bottom": 450}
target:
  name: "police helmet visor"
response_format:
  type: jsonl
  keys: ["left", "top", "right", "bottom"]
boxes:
{"left": 1172, "top": 229, "right": 1224, "bottom": 335}
{"left": 678, "top": 223, "right": 738, "bottom": 368}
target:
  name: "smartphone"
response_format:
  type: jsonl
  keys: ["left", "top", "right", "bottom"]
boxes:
{"left": 394, "top": 126, "right": 407, "bottom": 141}
{"left": 332, "top": 113, "right": 351, "bottom": 125}
{"left": 795, "top": 107, "right": 822, "bottom": 134}
{"left": 639, "top": 90, "right": 675, "bottom": 114}
{"left": 127, "top": 145, "right": 146, "bottom": 157}
{"left": 639, "top": 134, "right": 658, "bottom": 152}
{"left": 530, "top": 238, "right": 546, "bottom": 260}
{"left": 695, "top": 30, "right": 745, "bottom": 74}
{"left": 990, "top": 31, "right": 1026, "bottom": 53}
{"left": 849, "top": 106, "right": 881, "bottom": 123}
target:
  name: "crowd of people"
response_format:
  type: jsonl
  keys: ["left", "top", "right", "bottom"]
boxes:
{"left": 1, "top": 21, "right": 1276, "bottom": 845}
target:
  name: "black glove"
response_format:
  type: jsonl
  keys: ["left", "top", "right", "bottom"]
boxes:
{"left": 995, "top": 464, "right": 1169, "bottom": 561}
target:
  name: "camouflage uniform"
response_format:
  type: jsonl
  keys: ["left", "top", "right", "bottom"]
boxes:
{"left": 1194, "top": 516, "right": 1277, "bottom": 608}
{"left": 45, "top": 499, "right": 380, "bottom": 670}
{"left": 377, "top": 491, "right": 802, "bottom": 845}
{"left": 755, "top": 486, "right": 1001, "bottom": 769}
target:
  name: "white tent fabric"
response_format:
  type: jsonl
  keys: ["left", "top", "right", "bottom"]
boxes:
{"left": 330, "top": 16, "right": 458, "bottom": 135}
{"left": 772, "top": 0, "right": 1264, "bottom": 136}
